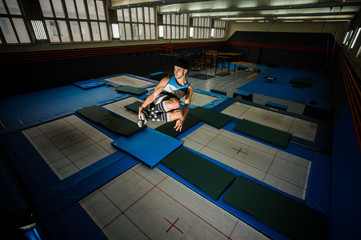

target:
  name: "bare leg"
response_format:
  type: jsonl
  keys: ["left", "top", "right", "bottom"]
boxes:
{"left": 169, "top": 109, "right": 183, "bottom": 121}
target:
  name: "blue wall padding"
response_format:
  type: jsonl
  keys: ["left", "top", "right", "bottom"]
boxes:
{"left": 112, "top": 128, "right": 183, "bottom": 168}
{"left": 0, "top": 131, "right": 60, "bottom": 194}
{"left": 37, "top": 154, "right": 138, "bottom": 219}
{"left": 73, "top": 79, "right": 106, "bottom": 89}
{"left": 0, "top": 155, "right": 28, "bottom": 215}
{"left": 306, "top": 151, "right": 330, "bottom": 217}
{"left": 42, "top": 203, "right": 106, "bottom": 240}
{"left": 330, "top": 103, "right": 361, "bottom": 240}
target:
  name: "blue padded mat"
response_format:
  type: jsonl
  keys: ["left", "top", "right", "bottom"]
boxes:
{"left": 73, "top": 79, "right": 106, "bottom": 89}
{"left": 112, "top": 128, "right": 183, "bottom": 168}
{"left": 0, "top": 85, "right": 126, "bottom": 134}
{"left": 238, "top": 67, "right": 329, "bottom": 104}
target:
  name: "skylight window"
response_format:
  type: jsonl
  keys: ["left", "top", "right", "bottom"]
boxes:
{"left": 40, "top": 0, "right": 108, "bottom": 43}
{"left": 343, "top": 31, "right": 350, "bottom": 45}
{"left": 350, "top": 27, "right": 361, "bottom": 49}
{"left": 114, "top": 7, "right": 156, "bottom": 41}
{"left": 31, "top": 20, "right": 48, "bottom": 40}
{"left": 0, "top": 0, "right": 31, "bottom": 44}
{"left": 112, "top": 23, "right": 119, "bottom": 38}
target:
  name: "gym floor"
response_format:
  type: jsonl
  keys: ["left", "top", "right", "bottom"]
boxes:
{"left": 0, "top": 70, "right": 330, "bottom": 240}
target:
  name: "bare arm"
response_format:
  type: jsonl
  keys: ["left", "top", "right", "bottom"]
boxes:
{"left": 174, "top": 85, "right": 193, "bottom": 131}
{"left": 138, "top": 77, "right": 170, "bottom": 119}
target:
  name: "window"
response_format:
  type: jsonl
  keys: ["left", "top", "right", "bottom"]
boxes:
{"left": 192, "top": 17, "right": 211, "bottom": 39}
{"left": 161, "top": 13, "right": 188, "bottom": 40}
{"left": 350, "top": 27, "right": 361, "bottom": 49}
{"left": 346, "top": 30, "right": 354, "bottom": 46}
{"left": 31, "top": 20, "right": 47, "bottom": 40}
{"left": 212, "top": 20, "right": 226, "bottom": 39}
{"left": 343, "top": 31, "right": 350, "bottom": 45}
{"left": 114, "top": 7, "right": 156, "bottom": 41}
{"left": 0, "top": 0, "right": 31, "bottom": 44}
{"left": 39, "top": 0, "right": 108, "bottom": 43}
{"left": 158, "top": 25, "right": 163, "bottom": 38}
{"left": 356, "top": 44, "right": 361, "bottom": 58}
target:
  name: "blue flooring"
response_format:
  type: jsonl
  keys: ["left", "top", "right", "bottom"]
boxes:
{"left": 0, "top": 74, "right": 331, "bottom": 240}
{"left": 238, "top": 67, "right": 329, "bottom": 104}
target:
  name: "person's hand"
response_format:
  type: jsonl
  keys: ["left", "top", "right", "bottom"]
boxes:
{"left": 138, "top": 107, "right": 143, "bottom": 120}
{"left": 174, "top": 118, "right": 184, "bottom": 132}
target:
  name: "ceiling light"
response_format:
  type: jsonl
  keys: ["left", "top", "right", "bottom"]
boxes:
{"left": 277, "top": 14, "right": 354, "bottom": 20}
{"left": 220, "top": 17, "right": 265, "bottom": 21}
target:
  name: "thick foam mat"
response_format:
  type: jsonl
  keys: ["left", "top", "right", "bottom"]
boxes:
{"left": 103, "top": 75, "right": 154, "bottom": 88}
{"left": 290, "top": 77, "right": 313, "bottom": 87}
{"left": 155, "top": 114, "right": 202, "bottom": 138}
{"left": 73, "top": 79, "right": 106, "bottom": 89}
{"left": 112, "top": 128, "right": 183, "bottom": 168}
{"left": 223, "top": 176, "right": 329, "bottom": 240}
{"left": 0, "top": 85, "right": 125, "bottom": 134}
{"left": 76, "top": 105, "right": 145, "bottom": 137}
{"left": 234, "top": 119, "right": 291, "bottom": 148}
{"left": 124, "top": 100, "right": 143, "bottom": 112}
{"left": 115, "top": 85, "right": 148, "bottom": 96}
{"left": 189, "top": 107, "right": 232, "bottom": 129}
{"left": 161, "top": 148, "right": 236, "bottom": 200}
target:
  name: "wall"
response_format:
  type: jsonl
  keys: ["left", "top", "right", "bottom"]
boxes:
{"left": 330, "top": 101, "right": 361, "bottom": 240}
{"left": 0, "top": 41, "right": 226, "bottom": 96}
{"left": 226, "top": 22, "right": 348, "bottom": 44}
{"left": 226, "top": 31, "right": 335, "bottom": 71}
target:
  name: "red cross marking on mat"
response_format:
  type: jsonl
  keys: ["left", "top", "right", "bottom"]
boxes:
{"left": 232, "top": 147, "right": 246, "bottom": 154}
{"left": 163, "top": 217, "right": 184, "bottom": 234}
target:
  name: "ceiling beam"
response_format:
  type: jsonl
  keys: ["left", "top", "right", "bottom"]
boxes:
{"left": 219, "top": 11, "right": 356, "bottom": 18}
{"left": 111, "top": 0, "right": 361, "bottom": 12}
{"left": 159, "top": 2, "right": 361, "bottom": 14}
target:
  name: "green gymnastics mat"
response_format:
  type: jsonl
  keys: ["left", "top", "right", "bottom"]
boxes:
{"left": 155, "top": 114, "right": 201, "bottom": 138}
{"left": 223, "top": 176, "right": 328, "bottom": 240}
{"left": 161, "top": 148, "right": 236, "bottom": 199}
{"left": 289, "top": 77, "right": 313, "bottom": 87}
{"left": 76, "top": 105, "right": 145, "bottom": 137}
{"left": 115, "top": 85, "right": 148, "bottom": 96}
{"left": 189, "top": 107, "right": 232, "bottom": 129}
{"left": 234, "top": 119, "right": 291, "bottom": 148}
{"left": 124, "top": 100, "right": 144, "bottom": 112}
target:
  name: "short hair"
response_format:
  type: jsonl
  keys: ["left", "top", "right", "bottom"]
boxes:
{"left": 174, "top": 58, "right": 189, "bottom": 70}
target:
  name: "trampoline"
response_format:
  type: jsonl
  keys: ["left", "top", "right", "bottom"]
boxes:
{"left": 0, "top": 73, "right": 330, "bottom": 240}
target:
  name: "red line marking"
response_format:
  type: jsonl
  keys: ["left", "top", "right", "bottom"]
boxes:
{"left": 228, "top": 220, "right": 239, "bottom": 239}
{"left": 35, "top": 125, "right": 80, "bottom": 170}
{"left": 189, "top": 126, "right": 311, "bottom": 169}
{"left": 99, "top": 188, "right": 152, "bottom": 240}
{"left": 130, "top": 166, "right": 232, "bottom": 239}
{"left": 287, "top": 117, "right": 296, "bottom": 132}
{"left": 156, "top": 186, "right": 232, "bottom": 239}
{"left": 163, "top": 217, "right": 183, "bottom": 234}
{"left": 185, "top": 129, "right": 309, "bottom": 191}
{"left": 262, "top": 151, "right": 277, "bottom": 182}
{"left": 232, "top": 146, "right": 247, "bottom": 154}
